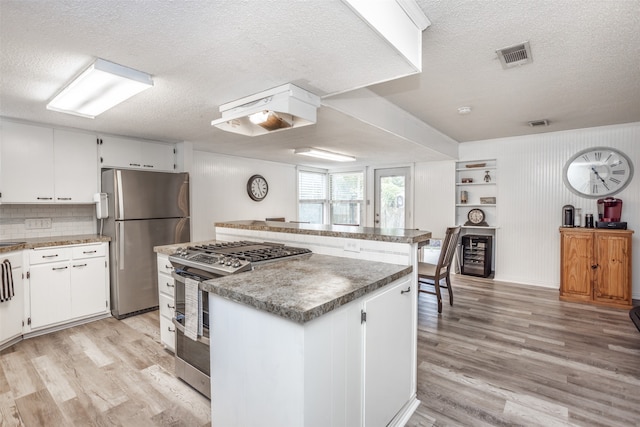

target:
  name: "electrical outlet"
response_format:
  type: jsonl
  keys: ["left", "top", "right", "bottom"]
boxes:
{"left": 25, "top": 218, "right": 52, "bottom": 229}
{"left": 344, "top": 240, "right": 361, "bottom": 253}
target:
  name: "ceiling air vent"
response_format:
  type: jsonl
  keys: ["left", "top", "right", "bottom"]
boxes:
{"left": 496, "top": 41, "right": 532, "bottom": 69}
{"left": 528, "top": 119, "right": 549, "bottom": 127}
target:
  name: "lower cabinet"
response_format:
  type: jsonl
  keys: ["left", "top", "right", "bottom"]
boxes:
{"left": 560, "top": 228, "right": 633, "bottom": 308}
{"left": 0, "top": 251, "right": 25, "bottom": 350}
{"left": 363, "top": 278, "right": 413, "bottom": 426}
{"left": 210, "top": 274, "right": 416, "bottom": 427}
{"left": 28, "top": 242, "right": 110, "bottom": 331}
{"left": 156, "top": 253, "right": 176, "bottom": 351}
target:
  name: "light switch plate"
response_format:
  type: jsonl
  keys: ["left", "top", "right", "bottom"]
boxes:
{"left": 344, "top": 240, "right": 361, "bottom": 253}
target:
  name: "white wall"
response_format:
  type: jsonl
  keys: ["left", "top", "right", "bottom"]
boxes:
{"left": 414, "top": 160, "right": 456, "bottom": 239}
{"left": 190, "top": 151, "right": 297, "bottom": 240}
{"left": 454, "top": 122, "right": 640, "bottom": 298}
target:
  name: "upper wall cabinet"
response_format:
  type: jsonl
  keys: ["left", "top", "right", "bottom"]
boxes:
{"left": 0, "top": 121, "right": 98, "bottom": 203}
{"left": 99, "top": 136, "right": 175, "bottom": 172}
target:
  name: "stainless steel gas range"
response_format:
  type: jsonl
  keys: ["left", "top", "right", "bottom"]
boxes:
{"left": 168, "top": 241, "right": 312, "bottom": 398}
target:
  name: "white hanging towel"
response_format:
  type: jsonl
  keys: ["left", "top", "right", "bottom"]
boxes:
{"left": 184, "top": 277, "right": 202, "bottom": 341}
{"left": 1, "top": 259, "right": 14, "bottom": 303}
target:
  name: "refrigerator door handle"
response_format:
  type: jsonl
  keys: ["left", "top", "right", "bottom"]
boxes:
{"left": 116, "top": 170, "right": 125, "bottom": 219}
{"left": 118, "top": 221, "right": 125, "bottom": 270}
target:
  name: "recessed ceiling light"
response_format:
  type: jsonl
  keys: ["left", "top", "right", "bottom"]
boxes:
{"left": 457, "top": 106, "right": 472, "bottom": 115}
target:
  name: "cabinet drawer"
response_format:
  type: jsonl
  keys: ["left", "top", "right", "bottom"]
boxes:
{"left": 71, "top": 243, "right": 106, "bottom": 259}
{"left": 159, "top": 293, "right": 175, "bottom": 320}
{"left": 160, "top": 316, "right": 176, "bottom": 352}
{"left": 30, "top": 247, "right": 71, "bottom": 264}
{"left": 158, "top": 272, "right": 175, "bottom": 297}
{"left": 157, "top": 258, "right": 174, "bottom": 275}
{"left": 2, "top": 251, "right": 23, "bottom": 268}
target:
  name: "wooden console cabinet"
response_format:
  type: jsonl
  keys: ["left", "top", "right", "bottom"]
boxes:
{"left": 559, "top": 228, "right": 633, "bottom": 308}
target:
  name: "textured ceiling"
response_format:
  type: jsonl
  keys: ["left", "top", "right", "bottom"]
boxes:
{"left": 1, "top": 0, "right": 639, "bottom": 169}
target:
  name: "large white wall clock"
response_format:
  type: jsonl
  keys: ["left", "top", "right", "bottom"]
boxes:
{"left": 563, "top": 147, "right": 634, "bottom": 198}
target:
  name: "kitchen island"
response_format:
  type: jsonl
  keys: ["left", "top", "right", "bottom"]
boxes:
{"left": 203, "top": 253, "right": 413, "bottom": 427}
{"left": 208, "top": 221, "right": 431, "bottom": 426}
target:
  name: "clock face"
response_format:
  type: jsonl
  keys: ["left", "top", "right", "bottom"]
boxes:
{"left": 467, "top": 208, "right": 485, "bottom": 224}
{"left": 563, "top": 147, "right": 634, "bottom": 198}
{"left": 247, "top": 175, "right": 268, "bottom": 201}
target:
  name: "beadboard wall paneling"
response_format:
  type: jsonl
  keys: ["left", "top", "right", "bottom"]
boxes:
{"left": 191, "top": 151, "right": 297, "bottom": 240}
{"left": 458, "top": 122, "right": 640, "bottom": 298}
{"left": 414, "top": 161, "right": 456, "bottom": 238}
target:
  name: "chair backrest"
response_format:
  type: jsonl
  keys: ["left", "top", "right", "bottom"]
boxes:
{"left": 434, "top": 226, "right": 461, "bottom": 275}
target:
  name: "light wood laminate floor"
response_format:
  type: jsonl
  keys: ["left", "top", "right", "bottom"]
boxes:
{"left": 1, "top": 276, "right": 639, "bottom": 426}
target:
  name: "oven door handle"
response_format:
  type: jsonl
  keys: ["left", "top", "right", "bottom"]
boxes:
{"left": 172, "top": 317, "right": 210, "bottom": 346}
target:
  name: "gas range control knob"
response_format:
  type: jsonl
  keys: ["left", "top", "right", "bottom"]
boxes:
{"left": 231, "top": 258, "right": 241, "bottom": 268}
{"left": 225, "top": 258, "right": 233, "bottom": 266}
{"left": 219, "top": 257, "right": 226, "bottom": 265}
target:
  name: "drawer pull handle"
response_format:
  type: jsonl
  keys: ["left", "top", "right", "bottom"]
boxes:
{"left": 36, "top": 197, "right": 53, "bottom": 200}
{"left": 57, "top": 197, "right": 72, "bottom": 201}
{"left": 72, "top": 263, "right": 87, "bottom": 268}
{"left": 52, "top": 266, "right": 68, "bottom": 271}
{"left": 42, "top": 254, "right": 59, "bottom": 258}
{"left": 167, "top": 304, "right": 175, "bottom": 309}
{"left": 130, "top": 163, "right": 141, "bottom": 167}
{"left": 400, "top": 286, "right": 411, "bottom": 295}
{"left": 165, "top": 264, "right": 173, "bottom": 269}
{"left": 166, "top": 283, "right": 175, "bottom": 288}
{"left": 83, "top": 250, "right": 97, "bottom": 254}
{"left": 143, "top": 164, "right": 154, "bottom": 168}
{"left": 168, "top": 326, "right": 175, "bottom": 332}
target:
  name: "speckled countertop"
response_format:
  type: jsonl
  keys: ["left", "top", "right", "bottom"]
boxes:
{"left": 154, "top": 240, "right": 215, "bottom": 256}
{"left": 0, "top": 234, "right": 110, "bottom": 254}
{"left": 200, "top": 253, "right": 412, "bottom": 324}
{"left": 215, "top": 220, "right": 432, "bottom": 244}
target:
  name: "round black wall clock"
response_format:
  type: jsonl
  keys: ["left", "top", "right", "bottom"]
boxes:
{"left": 563, "top": 147, "right": 634, "bottom": 198}
{"left": 247, "top": 174, "right": 268, "bottom": 201}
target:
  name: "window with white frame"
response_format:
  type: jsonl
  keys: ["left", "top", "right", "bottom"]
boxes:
{"left": 298, "top": 170, "right": 327, "bottom": 224}
{"left": 298, "top": 169, "right": 364, "bottom": 225}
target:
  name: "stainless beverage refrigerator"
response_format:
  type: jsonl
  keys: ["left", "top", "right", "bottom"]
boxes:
{"left": 101, "top": 169, "right": 190, "bottom": 319}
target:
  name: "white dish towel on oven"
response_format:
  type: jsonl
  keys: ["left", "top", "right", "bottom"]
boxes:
{"left": 184, "top": 277, "right": 202, "bottom": 341}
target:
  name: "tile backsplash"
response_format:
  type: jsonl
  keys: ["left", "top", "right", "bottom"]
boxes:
{"left": 0, "top": 204, "right": 96, "bottom": 239}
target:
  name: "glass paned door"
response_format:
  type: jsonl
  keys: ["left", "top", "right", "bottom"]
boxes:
{"left": 374, "top": 167, "right": 411, "bottom": 229}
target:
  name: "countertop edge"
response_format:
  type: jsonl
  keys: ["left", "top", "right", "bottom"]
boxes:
{"left": 0, "top": 235, "right": 111, "bottom": 254}
{"left": 215, "top": 221, "right": 431, "bottom": 244}
{"left": 203, "top": 264, "right": 413, "bottom": 324}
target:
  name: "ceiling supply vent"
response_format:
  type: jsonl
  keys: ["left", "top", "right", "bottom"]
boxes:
{"left": 528, "top": 119, "right": 549, "bottom": 127}
{"left": 496, "top": 41, "right": 533, "bottom": 69}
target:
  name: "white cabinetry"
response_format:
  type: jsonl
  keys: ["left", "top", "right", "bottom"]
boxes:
{"left": 0, "top": 121, "right": 55, "bottom": 202}
{"left": 27, "top": 243, "right": 109, "bottom": 331}
{"left": 100, "top": 136, "right": 175, "bottom": 172}
{"left": 0, "top": 251, "right": 25, "bottom": 350}
{"left": 0, "top": 121, "right": 98, "bottom": 203}
{"left": 211, "top": 274, "right": 414, "bottom": 427}
{"left": 156, "top": 253, "right": 176, "bottom": 352}
{"left": 53, "top": 129, "right": 99, "bottom": 203}
{"left": 363, "top": 278, "right": 413, "bottom": 426}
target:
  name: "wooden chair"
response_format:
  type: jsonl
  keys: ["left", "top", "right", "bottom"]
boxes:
{"left": 417, "top": 226, "right": 461, "bottom": 313}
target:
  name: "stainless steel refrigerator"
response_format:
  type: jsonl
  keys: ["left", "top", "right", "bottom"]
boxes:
{"left": 101, "top": 169, "right": 190, "bottom": 319}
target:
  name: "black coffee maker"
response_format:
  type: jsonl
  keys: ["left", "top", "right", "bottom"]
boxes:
{"left": 562, "top": 205, "right": 575, "bottom": 227}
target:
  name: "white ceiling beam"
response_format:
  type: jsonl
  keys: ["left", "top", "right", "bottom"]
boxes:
{"left": 322, "top": 88, "right": 459, "bottom": 159}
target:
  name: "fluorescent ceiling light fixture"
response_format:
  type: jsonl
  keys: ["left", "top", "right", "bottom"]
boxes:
{"left": 46, "top": 58, "right": 153, "bottom": 119}
{"left": 294, "top": 147, "right": 356, "bottom": 162}
{"left": 212, "top": 84, "right": 321, "bottom": 136}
